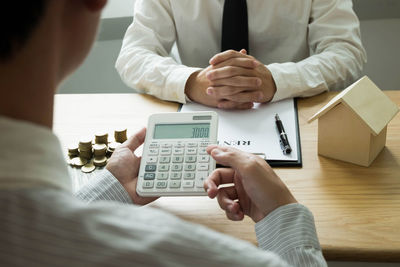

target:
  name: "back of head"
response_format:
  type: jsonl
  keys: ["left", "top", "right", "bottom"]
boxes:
{"left": 0, "top": 0, "right": 49, "bottom": 62}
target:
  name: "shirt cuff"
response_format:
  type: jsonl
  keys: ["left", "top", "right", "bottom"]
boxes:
{"left": 268, "top": 62, "right": 302, "bottom": 102}
{"left": 167, "top": 66, "right": 202, "bottom": 104}
{"left": 74, "top": 169, "right": 133, "bottom": 205}
{"left": 255, "top": 203, "right": 321, "bottom": 256}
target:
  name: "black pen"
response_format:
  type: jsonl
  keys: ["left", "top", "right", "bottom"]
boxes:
{"left": 275, "top": 114, "right": 292, "bottom": 155}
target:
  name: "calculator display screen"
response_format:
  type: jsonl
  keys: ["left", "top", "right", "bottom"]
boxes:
{"left": 154, "top": 123, "right": 210, "bottom": 139}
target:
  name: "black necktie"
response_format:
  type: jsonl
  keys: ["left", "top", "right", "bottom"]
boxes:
{"left": 221, "top": 0, "right": 249, "bottom": 53}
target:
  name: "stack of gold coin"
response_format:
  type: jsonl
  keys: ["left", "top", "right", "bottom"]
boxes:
{"left": 67, "top": 129, "right": 132, "bottom": 173}
{"left": 79, "top": 137, "right": 93, "bottom": 160}
{"left": 93, "top": 156, "right": 107, "bottom": 167}
{"left": 114, "top": 128, "right": 127, "bottom": 143}
{"left": 95, "top": 132, "right": 108, "bottom": 144}
{"left": 68, "top": 144, "right": 79, "bottom": 158}
{"left": 93, "top": 144, "right": 107, "bottom": 157}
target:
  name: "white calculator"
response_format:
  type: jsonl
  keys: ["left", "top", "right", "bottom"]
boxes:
{"left": 137, "top": 111, "right": 218, "bottom": 196}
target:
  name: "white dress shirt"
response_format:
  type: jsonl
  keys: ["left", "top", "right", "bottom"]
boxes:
{"left": 0, "top": 115, "right": 327, "bottom": 266}
{"left": 116, "top": 0, "right": 366, "bottom": 104}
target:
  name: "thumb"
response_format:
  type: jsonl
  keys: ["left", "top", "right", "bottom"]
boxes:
{"left": 208, "top": 146, "right": 251, "bottom": 169}
{"left": 122, "top": 128, "right": 146, "bottom": 152}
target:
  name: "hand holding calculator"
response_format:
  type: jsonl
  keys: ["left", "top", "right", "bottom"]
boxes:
{"left": 137, "top": 112, "right": 218, "bottom": 196}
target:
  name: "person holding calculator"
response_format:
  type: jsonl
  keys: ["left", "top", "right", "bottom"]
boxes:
{"left": 0, "top": 0, "right": 326, "bottom": 266}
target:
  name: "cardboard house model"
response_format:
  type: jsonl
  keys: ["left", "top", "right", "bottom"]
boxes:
{"left": 308, "top": 76, "right": 399, "bottom": 167}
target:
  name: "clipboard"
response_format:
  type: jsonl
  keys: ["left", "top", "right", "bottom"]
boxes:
{"left": 179, "top": 98, "right": 302, "bottom": 168}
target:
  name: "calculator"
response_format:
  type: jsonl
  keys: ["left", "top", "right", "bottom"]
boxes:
{"left": 137, "top": 111, "right": 218, "bottom": 196}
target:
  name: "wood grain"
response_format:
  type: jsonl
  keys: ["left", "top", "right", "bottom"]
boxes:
{"left": 53, "top": 91, "right": 400, "bottom": 262}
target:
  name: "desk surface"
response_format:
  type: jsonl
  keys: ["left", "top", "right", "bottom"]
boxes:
{"left": 53, "top": 91, "right": 400, "bottom": 262}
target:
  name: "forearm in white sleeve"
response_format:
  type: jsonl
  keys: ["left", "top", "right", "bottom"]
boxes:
{"left": 255, "top": 203, "right": 327, "bottom": 267}
{"left": 269, "top": 0, "right": 367, "bottom": 102}
{"left": 115, "top": 0, "right": 201, "bottom": 103}
{"left": 74, "top": 169, "right": 133, "bottom": 205}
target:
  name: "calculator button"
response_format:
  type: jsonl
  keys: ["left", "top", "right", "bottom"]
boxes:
{"left": 200, "top": 142, "right": 210, "bottom": 147}
{"left": 144, "top": 173, "right": 155, "bottom": 180}
{"left": 183, "top": 172, "right": 195, "bottom": 180}
{"left": 158, "top": 165, "right": 170, "bottom": 172}
{"left": 184, "top": 163, "right": 196, "bottom": 171}
{"left": 186, "top": 142, "right": 198, "bottom": 147}
{"left": 156, "top": 181, "right": 167, "bottom": 188}
{"left": 159, "top": 156, "right": 171, "bottom": 164}
{"left": 172, "top": 156, "right": 184, "bottom": 163}
{"left": 145, "top": 165, "right": 157, "bottom": 172}
{"left": 149, "top": 143, "right": 159, "bottom": 148}
{"left": 143, "top": 181, "right": 154, "bottom": 188}
{"left": 173, "top": 148, "right": 184, "bottom": 155}
{"left": 199, "top": 155, "right": 209, "bottom": 163}
{"left": 169, "top": 181, "right": 181, "bottom": 188}
{"left": 197, "top": 163, "right": 209, "bottom": 171}
{"left": 148, "top": 148, "right": 159, "bottom": 156}
{"left": 170, "top": 172, "right": 182, "bottom": 180}
{"left": 186, "top": 148, "right": 197, "bottom": 155}
{"left": 171, "top": 164, "right": 183, "bottom": 172}
{"left": 199, "top": 147, "right": 207, "bottom": 155}
{"left": 185, "top": 156, "right": 197, "bottom": 163}
{"left": 182, "top": 181, "right": 194, "bottom": 188}
{"left": 195, "top": 171, "right": 209, "bottom": 188}
{"left": 157, "top": 172, "right": 169, "bottom": 180}
{"left": 161, "top": 143, "right": 172, "bottom": 148}
{"left": 160, "top": 148, "right": 172, "bottom": 155}
{"left": 146, "top": 156, "right": 158, "bottom": 164}
{"left": 174, "top": 143, "right": 185, "bottom": 148}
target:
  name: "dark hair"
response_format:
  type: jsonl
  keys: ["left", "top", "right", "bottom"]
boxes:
{"left": 0, "top": 0, "right": 49, "bottom": 61}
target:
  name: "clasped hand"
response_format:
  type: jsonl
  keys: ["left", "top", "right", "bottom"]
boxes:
{"left": 185, "top": 49, "right": 277, "bottom": 109}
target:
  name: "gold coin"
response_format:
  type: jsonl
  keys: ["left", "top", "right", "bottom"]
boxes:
{"left": 93, "top": 144, "right": 107, "bottom": 157}
{"left": 79, "top": 136, "right": 92, "bottom": 145}
{"left": 108, "top": 142, "right": 121, "bottom": 151}
{"left": 79, "top": 149, "right": 93, "bottom": 160}
{"left": 93, "top": 144, "right": 107, "bottom": 151}
{"left": 93, "top": 156, "right": 107, "bottom": 167}
{"left": 68, "top": 144, "right": 79, "bottom": 153}
{"left": 95, "top": 132, "right": 108, "bottom": 144}
{"left": 81, "top": 163, "right": 96, "bottom": 173}
{"left": 114, "top": 128, "right": 127, "bottom": 143}
{"left": 71, "top": 157, "right": 88, "bottom": 167}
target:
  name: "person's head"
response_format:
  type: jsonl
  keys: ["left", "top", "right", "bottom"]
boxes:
{"left": 0, "top": 0, "right": 107, "bottom": 84}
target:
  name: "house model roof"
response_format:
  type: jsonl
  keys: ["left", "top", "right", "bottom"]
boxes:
{"left": 308, "top": 76, "right": 399, "bottom": 136}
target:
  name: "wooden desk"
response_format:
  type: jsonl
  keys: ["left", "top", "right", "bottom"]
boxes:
{"left": 53, "top": 91, "right": 400, "bottom": 262}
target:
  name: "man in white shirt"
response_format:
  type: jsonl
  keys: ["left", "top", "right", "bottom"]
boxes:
{"left": 116, "top": 0, "right": 367, "bottom": 109}
{"left": 0, "top": 0, "right": 327, "bottom": 266}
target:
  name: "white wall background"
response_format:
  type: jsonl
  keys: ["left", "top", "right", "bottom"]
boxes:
{"left": 58, "top": 0, "right": 400, "bottom": 266}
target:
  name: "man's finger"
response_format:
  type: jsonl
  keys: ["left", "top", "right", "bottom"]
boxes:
{"left": 224, "top": 91, "right": 264, "bottom": 103}
{"left": 207, "top": 86, "right": 248, "bottom": 97}
{"left": 216, "top": 186, "right": 239, "bottom": 211}
{"left": 210, "top": 76, "right": 261, "bottom": 88}
{"left": 121, "top": 127, "right": 146, "bottom": 152}
{"left": 212, "top": 57, "right": 257, "bottom": 70}
{"left": 217, "top": 100, "right": 253, "bottom": 109}
{"left": 209, "top": 50, "right": 244, "bottom": 65}
{"left": 207, "top": 146, "right": 255, "bottom": 170}
{"left": 205, "top": 168, "right": 236, "bottom": 198}
{"left": 225, "top": 208, "right": 245, "bottom": 221}
{"left": 206, "top": 66, "right": 255, "bottom": 81}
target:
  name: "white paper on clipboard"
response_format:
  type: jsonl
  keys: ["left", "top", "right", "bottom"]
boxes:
{"left": 180, "top": 98, "right": 299, "bottom": 162}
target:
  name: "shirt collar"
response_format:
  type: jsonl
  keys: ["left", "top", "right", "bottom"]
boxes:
{"left": 0, "top": 116, "right": 72, "bottom": 191}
